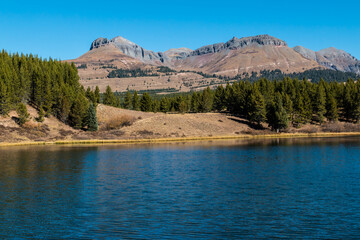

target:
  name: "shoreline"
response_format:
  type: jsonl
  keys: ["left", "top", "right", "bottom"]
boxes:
{"left": 1, "top": 132, "right": 360, "bottom": 147}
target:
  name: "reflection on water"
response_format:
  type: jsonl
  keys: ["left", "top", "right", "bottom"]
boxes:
{"left": 1, "top": 137, "right": 360, "bottom": 238}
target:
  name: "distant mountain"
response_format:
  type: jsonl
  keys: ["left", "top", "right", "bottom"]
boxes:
{"left": 69, "top": 34, "right": 360, "bottom": 82}
{"left": 75, "top": 34, "right": 323, "bottom": 77}
{"left": 293, "top": 46, "right": 360, "bottom": 74}
{"left": 173, "top": 35, "right": 320, "bottom": 76}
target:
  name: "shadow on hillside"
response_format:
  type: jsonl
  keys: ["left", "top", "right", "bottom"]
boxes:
{"left": 228, "top": 117, "right": 265, "bottom": 130}
{"left": 11, "top": 116, "right": 20, "bottom": 126}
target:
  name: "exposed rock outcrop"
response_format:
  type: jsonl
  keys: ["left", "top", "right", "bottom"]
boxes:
{"left": 294, "top": 46, "right": 360, "bottom": 74}
{"left": 190, "top": 35, "right": 287, "bottom": 56}
{"left": 90, "top": 36, "right": 168, "bottom": 65}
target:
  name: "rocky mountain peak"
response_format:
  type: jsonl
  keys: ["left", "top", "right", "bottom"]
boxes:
{"left": 225, "top": 34, "right": 287, "bottom": 49}
{"left": 111, "top": 36, "right": 137, "bottom": 46}
{"left": 190, "top": 34, "right": 287, "bottom": 56}
{"left": 90, "top": 37, "right": 110, "bottom": 50}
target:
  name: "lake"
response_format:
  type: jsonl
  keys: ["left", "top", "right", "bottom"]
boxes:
{"left": 1, "top": 137, "right": 360, "bottom": 239}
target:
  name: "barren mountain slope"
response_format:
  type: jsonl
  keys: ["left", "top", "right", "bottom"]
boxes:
{"left": 68, "top": 44, "right": 146, "bottom": 79}
{"left": 173, "top": 45, "right": 321, "bottom": 76}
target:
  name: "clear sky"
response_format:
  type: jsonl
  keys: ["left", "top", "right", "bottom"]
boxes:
{"left": 1, "top": 0, "right": 359, "bottom": 60}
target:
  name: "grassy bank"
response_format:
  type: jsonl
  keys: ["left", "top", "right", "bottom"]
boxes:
{"left": 1, "top": 132, "right": 360, "bottom": 147}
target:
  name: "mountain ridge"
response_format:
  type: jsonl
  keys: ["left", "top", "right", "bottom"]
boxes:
{"left": 72, "top": 34, "right": 360, "bottom": 78}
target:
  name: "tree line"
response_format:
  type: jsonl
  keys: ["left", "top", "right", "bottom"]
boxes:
{"left": 0, "top": 50, "right": 98, "bottom": 130}
{"left": 102, "top": 77, "right": 360, "bottom": 132}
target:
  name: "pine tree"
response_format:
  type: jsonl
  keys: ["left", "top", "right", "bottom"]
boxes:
{"left": 190, "top": 92, "right": 200, "bottom": 113}
{"left": 0, "top": 81, "right": 11, "bottom": 116}
{"left": 115, "top": 96, "right": 121, "bottom": 108}
{"left": 103, "top": 86, "right": 116, "bottom": 106}
{"left": 178, "top": 100, "right": 188, "bottom": 114}
{"left": 199, "top": 87, "right": 213, "bottom": 112}
{"left": 314, "top": 84, "right": 326, "bottom": 124}
{"left": 16, "top": 103, "right": 30, "bottom": 126}
{"left": 267, "top": 93, "right": 288, "bottom": 132}
{"left": 36, "top": 106, "right": 45, "bottom": 123}
{"left": 94, "top": 86, "right": 101, "bottom": 104}
{"left": 213, "top": 85, "right": 226, "bottom": 111}
{"left": 325, "top": 93, "right": 338, "bottom": 122}
{"left": 282, "top": 93, "right": 293, "bottom": 122}
{"left": 86, "top": 102, "right": 98, "bottom": 131}
{"left": 247, "top": 88, "right": 266, "bottom": 126}
{"left": 124, "top": 91, "right": 132, "bottom": 109}
{"left": 85, "top": 87, "right": 96, "bottom": 104}
{"left": 69, "top": 95, "right": 88, "bottom": 129}
{"left": 152, "top": 99, "right": 160, "bottom": 113}
{"left": 132, "top": 91, "right": 140, "bottom": 110}
{"left": 160, "top": 97, "right": 169, "bottom": 113}
{"left": 140, "top": 93, "right": 152, "bottom": 112}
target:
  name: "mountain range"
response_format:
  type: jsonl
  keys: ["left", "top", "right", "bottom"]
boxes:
{"left": 71, "top": 34, "right": 360, "bottom": 78}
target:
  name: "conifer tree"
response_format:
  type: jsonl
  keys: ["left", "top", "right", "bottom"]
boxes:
{"left": 160, "top": 97, "right": 170, "bottom": 113}
{"left": 199, "top": 87, "right": 213, "bottom": 112}
{"left": 69, "top": 95, "right": 88, "bottom": 129}
{"left": 124, "top": 91, "right": 132, "bottom": 109}
{"left": 314, "top": 84, "right": 326, "bottom": 124}
{"left": 178, "top": 100, "right": 188, "bottom": 114}
{"left": 103, "top": 86, "right": 116, "bottom": 106}
{"left": 152, "top": 99, "right": 160, "bottom": 113}
{"left": 325, "top": 92, "right": 338, "bottom": 122}
{"left": 0, "top": 81, "right": 11, "bottom": 116}
{"left": 282, "top": 93, "right": 293, "bottom": 122}
{"left": 16, "top": 103, "right": 30, "bottom": 126}
{"left": 267, "top": 93, "right": 288, "bottom": 132}
{"left": 213, "top": 85, "right": 226, "bottom": 111}
{"left": 94, "top": 86, "right": 101, "bottom": 104}
{"left": 190, "top": 92, "right": 200, "bottom": 113}
{"left": 86, "top": 102, "right": 98, "bottom": 131}
{"left": 85, "top": 87, "right": 96, "bottom": 104}
{"left": 140, "top": 93, "right": 152, "bottom": 112}
{"left": 132, "top": 91, "right": 140, "bottom": 110}
{"left": 247, "top": 88, "right": 266, "bottom": 126}
{"left": 36, "top": 106, "right": 45, "bottom": 123}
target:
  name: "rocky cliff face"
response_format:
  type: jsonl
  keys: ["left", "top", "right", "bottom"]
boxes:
{"left": 90, "top": 36, "right": 168, "bottom": 64}
{"left": 190, "top": 35, "right": 287, "bottom": 56}
{"left": 293, "top": 46, "right": 360, "bottom": 74}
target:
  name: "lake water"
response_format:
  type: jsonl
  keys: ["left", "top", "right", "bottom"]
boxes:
{"left": 1, "top": 137, "right": 360, "bottom": 239}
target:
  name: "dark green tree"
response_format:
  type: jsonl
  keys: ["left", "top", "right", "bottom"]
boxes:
{"left": 267, "top": 93, "right": 288, "bottom": 132}
{"left": 16, "top": 103, "right": 30, "bottom": 126}
{"left": 94, "top": 86, "right": 101, "bottom": 104}
{"left": 85, "top": 102, "right": 98, "bottom": 131}
{"left": 247, "top": 88, "right": 266, "bottom": 126}
{"left": 124, "top": 91, "right": 132, "bottom": 109}
{"left": 132, "top": 91, "right": 140, "bottom": 110}
{"left": 140, "top": 93, "right": 152, "bottom": 112}
{"left": 199, "top": 87, "right": 213, "bottom": 112}
{"left": 190, "top": 92, "right": 200, "bottom": 112}
{"left": 213, "top": 85, "right": 226, "bottom": 111}
{"left": 103, "top": 86, "right": 116, "bottom": 106}
{"left": 325, "top": 92, "right": 338, "bottom": 122}
{"left": 36, "top": 106, "right": 45, "bottom": 123}
{"left": 160, "top": 97, "right": 170, "bottom": 113}
{"left": 69, "top": 95, "right": 88, "bottom": 129}
{"left": 314, "top": 84, "right": 326, "bottom": 124}
{"left": 0, "top": 81, "right": 11, "bottom": 116}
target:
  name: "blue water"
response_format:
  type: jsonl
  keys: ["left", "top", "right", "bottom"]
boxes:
{"left": 1, "top": 138, "right": 360, "bottom": 239}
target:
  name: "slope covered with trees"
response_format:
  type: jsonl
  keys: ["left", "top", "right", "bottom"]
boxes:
{"left": 102, "top": 77, "right": 360, "bottom": 132}
{"left": 0, "top": 50, "right": 98, "bottom": 130}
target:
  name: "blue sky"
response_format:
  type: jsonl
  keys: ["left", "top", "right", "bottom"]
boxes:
{"left": 1, "top": 0, "right": 359, "bottom": 60}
